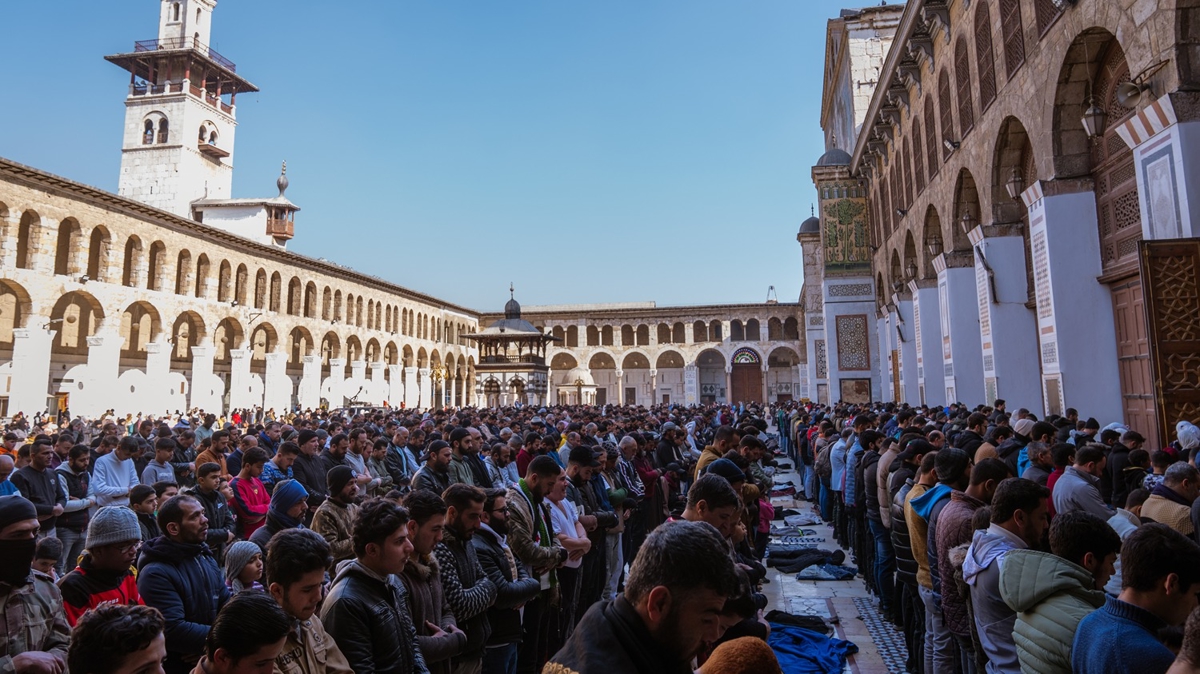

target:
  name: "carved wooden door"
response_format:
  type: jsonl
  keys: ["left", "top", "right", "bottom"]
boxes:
{"left": 1140, "top": 239, "right": 1200, "bottom": 448}
{"left": 1111, "top": 277, "right": 1159, "bottom": 449}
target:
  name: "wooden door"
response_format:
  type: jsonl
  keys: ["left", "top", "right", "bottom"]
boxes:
{"left": 730, "top": 364, "right": 763, "bottom": 404}
{"left": 1140, "top": 239, "right": 1200, "bottom": 448}
{"left": 1111, "top": 277, "right": 1159, "bottom": 449}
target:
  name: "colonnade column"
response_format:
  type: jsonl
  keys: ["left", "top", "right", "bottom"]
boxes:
{"left": 9, "top": 327, "right": 54, "bottom": 416}
{"left": 891, "top": 292, "right": 920, "bottom": 404}
{"left": 418, "top": 368, "right": 432, "bottom": 410}
{"left": 189, "top": 343, "right": 219, "bottom": 414}
{"left": 386, "top": 364, "right": 403, "bottom": 408}
{"left": 369, "top": 361, "right": 385, "bottom": 405}
{"left": 0, "top": 211, "right": 20, "bottom": 268}
{"left": 326, "top": 358, "right": 347, "bottom": 408}
{"left": 298, "top": 355, "right": 321, "bottom": 411}
{"left": 80, "top": 329, "right": 121, "bottom": 418}
{"left": 968, "top": 225, "right": 1044, "bottom": 411}
{"left": 1023, "top": 180, "right": 1123, "bottom": 420}
{"left": 684, "top": 364, "right": 698, "bottom": 405}
{"left": 402, "top": 366, "right": 416, "bottom": 408}
{"left": 724, "top": 366, "right": 733, "bottom": 404}
{"left": 144, "top": 341, "right": 173, "bottom": 414}
{"left": 760, "top": 363, "right": 769, "bottom": 404}
{"left": 909, "top": 280, "right": 944, "bottom": 407}
{"left": 615, "top": 370, "right": 625, "bottom": 405}
{"left": 650, "top": 369, "right": 658, "bottom": 405}
{"left": 263, "top": 352, "right": 290, "bottom": 413}
{"left": 877, "top": 311, "right": 894, "bottom": 404}
{"left": 933, "top": 251, "right": 985, "bottom": 406}
{"left": 449, "top": 376, "right": 457, "bottom": 409}
{"left": 228, "top": 348, "right": 255, "bottom": 412}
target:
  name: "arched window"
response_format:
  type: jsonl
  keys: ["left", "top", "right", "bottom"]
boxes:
{"left": 955, "top": 39, "right": 975, "bottom": 136}
{"left": 158, "top": 118, "right": 169, "bottom": 144}
{"left": 903, "top": 140, "right": 913, "bottom": 207}
{"left": 1000, "top": 0, "right": 1026, "bottom": 78}
{"left": 938, "top": 70, "right": 955, "bottom": 159}
{"left": 925, "top": 96, "right": 940, "bottom": 176}
{"left": 879, "top": 180, "right": 891, "bottom": 242}
{"left": 975, "top": 3, "right": 997, "bottom": 112}
{"left": 1033, "top": 0, "right": 1062, "bottom": 35}
{"left": 913, "top": 117, "right": 926, "bottom": 194}
{"left": 173, "top": 3, "right": 180, "bottom": 21}
{"left": 143, "top": 120, "right": 155, "bottom": 145}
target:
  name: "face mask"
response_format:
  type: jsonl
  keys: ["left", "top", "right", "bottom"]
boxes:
{"left": 0, "top": 538, "right": 36, "bottom": 585}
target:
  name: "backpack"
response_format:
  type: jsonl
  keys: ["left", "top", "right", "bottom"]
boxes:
{"left": 815, "top": 440, "right": 833, "bottom": 480}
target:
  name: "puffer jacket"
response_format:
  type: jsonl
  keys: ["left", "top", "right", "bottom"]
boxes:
{"left": 890, "top": 477, "right": 919, "bottom": 587}
{"left": 999, "top": 549, "right": 1105, "bottom": 674}
{"left": 136, "top": 536, "right": 231, "bottom": 674}
{"left": 399, "top": 553, "right": 466, "bottom": 674}
{"left": 321, "top": 559, "right": 430, "bottom": 674}
{"left": 471, "top": 523, "right": 541, "bottom": 647}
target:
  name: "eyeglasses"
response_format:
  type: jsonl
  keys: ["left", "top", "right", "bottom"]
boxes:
{"left": 490, "top": 506, "right": 509, "bottom": 514}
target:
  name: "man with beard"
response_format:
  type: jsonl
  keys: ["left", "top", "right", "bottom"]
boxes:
{"left": 508, "top": 456, "right": 570, "bottom": 674}
{"left": 266, "top": 528, "right": 353, "bottom": 674}
{"left": 545, "top": 519, "right": 738, "bottom": 674}
{"left": 473, "top": 487, "right": 541, "bottom": 674}
{"left": 415, "top": 441, "right": 455, "bottom": 495}
{"left": 0, "top": 495, "right": 71, "bottom": 673}
{"left": 436, "top": 484, "right": 498, "bottom": 674}
{"left": 291, "top": 430, "right": 329, "bottom": 517}
{"left": 385, "top": 426, "right": 419, "bottom": 489}
{"left": 60, "top": 505, "right": 144, "bottom": 625}
{"left": 138, "top": 494, "right": 231, "bottom": 674}
{"left": 312, "top": 466, "right": 361, "bottom": 563}
{"left": 401, "top": 489, "right": 468, "bottom": 674}
{"left": 565, "top": 446, "right": 618, "bottom": 612}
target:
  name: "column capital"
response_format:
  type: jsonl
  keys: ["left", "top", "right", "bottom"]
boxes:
{"left": 145, "top": 341, "right": 166, "bottom": 355}
{"left": 302, "top": 355, "right": 319, "bottom": 365}
{"left": 933, "top": 251, "right": 974, "bottom": 274}
{"left": 329, "top": 358, "right": 346, "bottom": 367}
{"left": 907, "top": 278, "right": 937, "bottom": 292}
{"left": 190, "top": 344, "right": 214, "bottom": 358}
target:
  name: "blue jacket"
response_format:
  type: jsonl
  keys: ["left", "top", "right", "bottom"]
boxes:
{"left": 137, "top": 536, "right": 230, "bottom": 674}
{"left": 1071, "top": 595, "right": 1173, "bottom": 674}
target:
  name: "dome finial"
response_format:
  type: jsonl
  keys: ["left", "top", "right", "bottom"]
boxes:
{"left": 510, "top": 282, "right": 514, "bottom": 299}
{"left": 277, "top": 161, "right": 289, "bottom": 197}
{"left": 504, "top": 284, "right": 521, "bottom": 320}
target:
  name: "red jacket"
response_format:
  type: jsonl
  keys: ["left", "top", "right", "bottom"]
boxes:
{"left": 59, "top": 557, "right": 143, "bottom": 626}
{"left": 229, "top": 476, "right": 270, "bottom": 539}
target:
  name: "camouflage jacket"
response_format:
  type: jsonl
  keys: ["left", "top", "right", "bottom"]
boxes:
{"left": 0, "top": 574, "right": 71, "bottom": 672}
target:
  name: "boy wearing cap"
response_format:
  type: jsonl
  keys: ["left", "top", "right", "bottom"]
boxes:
{"left": 59, "top": 505, "right": 145, "bottom": 625}
{"left": 311, "top": 466, "right": 360, "bottom": 563}
{"left": 249, "top": 479, "right": 309, "bottom": 556}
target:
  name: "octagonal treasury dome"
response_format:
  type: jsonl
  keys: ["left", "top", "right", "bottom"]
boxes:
{"left": 560, "top": 367, "right": 595, "bottom": 387}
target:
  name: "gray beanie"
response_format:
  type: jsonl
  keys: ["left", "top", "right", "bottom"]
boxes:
{"left": 86, "top": 506, "right": 141, "bottom": 549}
{"left": 224, "top": 540, "right": 262, "bottom": 590}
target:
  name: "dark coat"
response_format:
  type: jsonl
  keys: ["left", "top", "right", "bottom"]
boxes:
{"left": 545, "top": 596, "right": 693, "bottom": 674}
{"left": 861, "top": 450, "right": 883, "bottom": 523}
{"left": 292, "top": 451, "right": 329, "bottom": 509}
{"left": 434, "top": 528, "right": 497, "bottom": 659}
{"left": 890, "top": 477, "right": 919, "bottom": 588}
{"left": 471, "top": 525, "right": 540, "bottom": 647}
{"left": 321, "top": 560, "right": 430, "bottom": 674}
{"left": 955, "top": 430, "right": 986, "bottom": 460}
{"left": 136, "top": 536, "right": 230, "bottom": 674}
{"left": 189, "top": 486, "right": 233, "bottom": 559}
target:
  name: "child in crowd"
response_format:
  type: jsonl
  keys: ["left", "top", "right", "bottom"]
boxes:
{"left": 33, "top": 537, "right": 63, "bottom": 580}
{"left": 130, "top": 484, "right": 160, "bottom": 542}
{"left": 225, "top": 540, "right": 265, "bottom": 593}
{"left": 1144, "top": 450, "right": 1173, "bottom": 491}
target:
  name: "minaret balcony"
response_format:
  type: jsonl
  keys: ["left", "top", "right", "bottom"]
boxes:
{"left": 266, "top": 218, "right": 294, "bottom": 240}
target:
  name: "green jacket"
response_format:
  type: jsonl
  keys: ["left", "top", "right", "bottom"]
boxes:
{"left": 448, "top": 454, "right": 477, "bottom": 487}
{"left": 999, "top": 549, "right": 1105, "bottom": 674}
{"left": 0, "top": 573, "right": 71, "bottom": 672}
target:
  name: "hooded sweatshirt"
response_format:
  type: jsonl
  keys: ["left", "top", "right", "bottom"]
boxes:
{"left": 962, "top": 525, "right": 1026, "bottom": 674}
{"left": 999, "top": 549, "right": 1105, "bottom": 674}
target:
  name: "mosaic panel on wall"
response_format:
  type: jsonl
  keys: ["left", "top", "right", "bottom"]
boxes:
{"left": 815, "top": 340, "right": 828, "bottom": 379}
{"left": 836, "top": 314, "right": 871, "bottom": 371}
{"left": 822, "top": 198, "right": 871, "bottom": 274}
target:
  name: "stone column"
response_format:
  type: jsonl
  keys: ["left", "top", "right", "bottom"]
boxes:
{"left": 33, "top": 217, "right": 57, "bottom": 275}
{"left": 368, "top": 361, "right": 385, "bottom": 404}
{"left": 349, "top": 360, "right": 367, "bottom": 385}
{"left": 449, "top": 376, "right": 457, "bottom": 409}
{"left": 760, "top": 363, "right": 770, "bottom": 404}
{"left": 144, "top": 341, "right": 173, "bottom": 414}
{"left": 189, "top": 343, "right": 219, "bottom": 414}
{"left": 418, "top": 368, "right": 432, "bottom": 410}
{"left": 724, "top": 366, "right": 733, "bottom": 404}
{"left": 0, "top": 212, "right": 20, "bottom": 270}
{"left": 615, "top": 370, "right": 625, "bottom": 405}
{"left": 402, "top": 366, "right": 416, "bottom": 408}
{"left": 890, "top": 293, "right": 920, "bottom": 404}
{"left": 80, "top": 330, "right": 122, "bottom": 418}
{"left": 877, "top": 312, "right": 894, "bottom": 404}
{"left": 934, "top": 251, "right": 986, "bottom": 406}
{"left": 650, "top": 369, "right": 658, "bottom": 405}
{"left": 263, "top": 352, "right": 290, "bottom": 413}
{"left": 228, "top": 348, "right": 255, "bottom": 412}
{"left": 326, "top": 358, "right": 347, "bottom": 408}
{"left": 968, "top": 225, "right": 1044, "bottom": 410}
{"left": 387, "top": 364, "right": 404, "bottom": 408}
{"left": 9, "top": 328, "right": 54, "bottom": 416}
{"left": 1023, "top": 180, "right": 1123, "bottom": 420}
{"left": 684, "top": 364, "right": 698, "bottom": 405}
{"left": 298, "top": 355, "right": 321, "bottom": 410}
{"left": 909, "top": 280, "right": 945, "bottom": 407}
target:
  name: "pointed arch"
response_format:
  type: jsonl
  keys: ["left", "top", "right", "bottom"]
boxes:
{"left": 194, "top": 253, "right": 210, "bottom": 298}
{"left": 54, "top": 217, "right": 82, "bottom": 276}
{"left": 86, "top": 225, "right": 112, "bottom": 283}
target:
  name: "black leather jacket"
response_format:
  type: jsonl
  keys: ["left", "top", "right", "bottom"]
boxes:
{"left": 889, "top": 472, "right": 919, "bottom": 588}
{"left": 470, "top": 525, "right": 540, "bottom": 647}
{"left": 320, "top": 560, "right": 430, "bottom": 674}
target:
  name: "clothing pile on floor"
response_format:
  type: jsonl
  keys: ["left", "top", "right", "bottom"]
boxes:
{"left": 796, "top": 563, "right": 858, "bottom": 581}
{"left": 765, "top": 548, "right": 845, "bottom": 573}
{"left": 767, "top": 615, "right": 858, "bottom": 674}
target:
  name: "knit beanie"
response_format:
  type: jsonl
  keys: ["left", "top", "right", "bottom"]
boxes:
{"left": 298, "top": 430, "right": 318, "bottom": 447}
{"left": 86, "top": 506, "right": 141, "bottom": 549}
{"left": 224, "top": 540, "right": 261, "bottom": 589}
{"left": 0, "top": 495, "right": 37, "bottom": 531}
{"left": 270, "top": 479, "right": 308, "bottom": 513}
{"left": 327, "top": 466, "right": 354, "bottom": 497}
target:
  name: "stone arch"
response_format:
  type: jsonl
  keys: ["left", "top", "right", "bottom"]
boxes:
{"left": 938, "top": 69, "right": 956, "bottom": 160}
{"left": 634, "top": 324, "right": 649, "bottom": 346}
{"left": 402, "top": 344, "right": 414, "bottom": 367}
{"left": 768, "top": 346, "right": 801, "bottom": 367}
{"left": 975, "top": 0, "right": 997, "bottom": 112}
{"left": 213, "top": 317, "right": 244, "bottom": 363}
{"left": 249, "top": 323, "right": 279, "bottom": 363}
{"left": 1052, "top": 28, "right": 1125, "bottom": 179}
{"left": 673, "top": 322, "right": 686, "bottom": 343}
{"left": 745, "top": 318, "right": 761, "bottom": 341}
{"left": 992, "top": 116, "right": 1037, "bottom": 224}
{"left": 321, "top": 331, "right": 341, "bottom": 363}
{"left": 588, "top": 352, "right": 617, "bottom": 369}
{"left": 365, "top": 337, "right": 382, "bottom": 362}
{"left": 954, "top": 36, "right": 975, "bottom": 137}
{"left": 784, "top": 317, "right": 799, "bottom": 340}
{"left": 731, "top": 319, "right": 745, "bottom": 342}
{"left": 656, "top": 323, "right": 671, "bottom": 344}
{"left": 889, "top": 249, "right": 904, "bottom": 293}
{"left": 551, "top": 352, "right": 579, "bottom": 370}
{"left": 565, "top": 325, "right": 579, "bottom": 347}
{"left": 693, "top": 320, "right": 709, "bottom": 342}
{"left": 346, "top": 335, "right": 363, "bottom": 363}
{"left": 355, "top": 296, "right": 364, "bottom": 328}
{"left": 15, "top": 210, "right": 41, "bottom": 271}
{"left": 254, "top": 268, "right": 268, "bottom": 309}
{"left": 269, "top": 272, "right": 282, "bottom": 313}
{"left": 876, "top": 272, "right": 888, "bottom": 310}
{"left": 120, "top": 302, "right": 164, "bottom": 357}
{"left": 0, "top": 280, "right": 33, "bottom": 347}
{"left": 54, "top": 217, "right": 83, "bottom": 276}
{"left": 146, "top": 241, "right": 167, "bottom": 291}
{"left": 321, "top": 287, "right": 332, "bottom": 321}
{"left": 903, "top": 230, "right": 919, "bottom": 282}
{"left": 235, "top": 264, "right": 249, "bottom": 305}
{"left": 622, "top": 351, "right": 651, "bottom": 370}
{"left": 174, "top": 248, "right": 192, "bottom": 296}
{"left": 51, "top": 291, "right": 105, "bottom": 354}
{"left": 171, "top": 311, "right": 207, "bottom": 361}
{"left": 768, "top": 317, "right": 784, "bottom": 340}
{"left": 952, "top": 169, "right": 981, "bottom": 252}
{"left": 922, "top": 205, "right": 943, "bottom": 278}
{"left": 710, "top": 319, "right": 723, "bottom": 341}
{"left": 586, "top": 324, "right": 600, "bottom": 346}
{"left": 287, "top": 326, "right": 314, "bottom": 366}
{"left": 286, "top": 276, "right": 301, "bottom": 316}
{"left": 730, "top": 346, "right": 762, "bottom": 366}
{"left": 367, "top": 300, "right": 376, "bottom": 331}
{"left": 384, "top": 341, "right": 399, "bottom": 365}
{"left": 656, "top": 349, "right": 685, "bottom": 369}
{"left": 86, "top": 225, "right": 112, "bottom": 283}
{"left": 620, "top": 324, "right": 633, "bottom": 346}
{"left": 304, "top": 282, "right": 317, "bottom": 319}
{"left": 217, "top": 260, "right": 232, "bottom": 302}
{"left": 194, "top": 253, "right": 210, "bottom": 298}
{"left": 334, "top": 291, "right": 343, "bottom": 322}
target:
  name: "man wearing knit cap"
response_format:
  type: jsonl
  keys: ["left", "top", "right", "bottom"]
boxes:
{"left": 292, "top": 430, "right": 328, "bottom": 518}
{"left": 249, "top": 478, "right": 309, "bottom": 556}
{"left": 0, "top": 494, "right": 71, "bottom": 672}
{"left": 60, "top": 505, "right": 144, "bottom": 625}
{"left": 312, "top": 466, "right": 360, "bottom": 563}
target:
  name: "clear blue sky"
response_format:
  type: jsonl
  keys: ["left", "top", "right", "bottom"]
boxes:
{"left": 0, "top": 1, "right": 857, "bottom": 312}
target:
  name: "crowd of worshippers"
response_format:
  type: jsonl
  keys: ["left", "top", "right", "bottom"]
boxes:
{"left": 0, "top": 403, "right": 794, "bottom": 674}
{"left": 780, "top": 398, "right": 1200, "bottom": 674}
